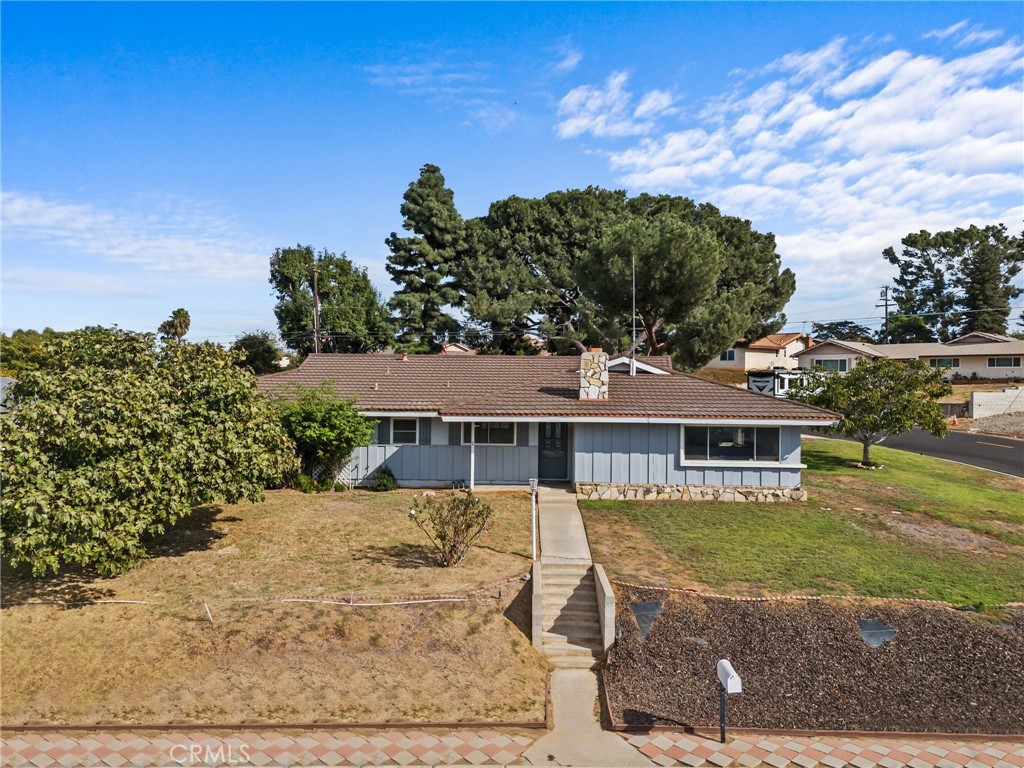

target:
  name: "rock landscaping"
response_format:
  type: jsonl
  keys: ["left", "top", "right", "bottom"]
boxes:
{"left": 604, "top": 585, "right": 1024, "bottom": 734}
{"left": 576, "top": 484, "right": 808, "bottom": 502}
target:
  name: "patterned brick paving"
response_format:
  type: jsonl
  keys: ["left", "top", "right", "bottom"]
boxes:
{"left": 2, "top": 729, "right": 1023, "bottom": 766}
{"left": 0, "top": 731, "right": 533, "bottom": 767}
{"left": 622, "top": 732, "right": 1024, "bottom": 768}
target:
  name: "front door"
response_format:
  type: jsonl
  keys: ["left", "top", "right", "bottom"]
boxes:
{"left": 538, "top": 422, "right": 569, "bottom": 480}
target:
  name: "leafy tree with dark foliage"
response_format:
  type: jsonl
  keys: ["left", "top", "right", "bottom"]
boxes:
{"left": 789, "top": 357, "right": 951, "bottom": 466}
{"left": 277, "top": 385, "right": 375, "bottom": 482}
{"left": 270, "top": 245, "right": 392, "bottom": 355}
{"left": 810, "top": 321, "right": 875, "bottom": 343}
{"left": 232, "top": 331, "right": 282, "bottom": 375}
{"left": 0, "top": 328, "right": 297, "bottom": 576}
{"left": 386, "top": 164, "right": 466, "bottom": 352}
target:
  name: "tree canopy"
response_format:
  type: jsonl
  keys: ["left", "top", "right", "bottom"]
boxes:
{"left": 158, "top": 308, "right": 191, "bottom": 340}
{"left": 810, "top": 321, "right": 876, "bottom": 343}
{"left": 386, "top": 164, "right": 466, "bottom": 352}
{"left": 0, "top": 328, "right": 71, "bottom": 377}
{"left": 789, "top": 357, "right": 951, "bottom": 465}
{"left": 270, "top": 244, "right": 392, "bottom": 355}
{"left": 459, "top": 186, "right": 795, "bottom": 366}
{"left": 232, "top": 331, "right": 283, "bottom": 375}
{"left": 883, "top": 224, "right": 1022, "bottom": 341}
{"left": 0, "top": 328, "right": 297, "bottom": 576}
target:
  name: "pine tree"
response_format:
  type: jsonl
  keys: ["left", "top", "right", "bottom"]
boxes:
{"left": 385, "top": 164, "right": 466, "bottom": 352}
{"left": 955, "top": 225, "right": 1023, "bottom": 335}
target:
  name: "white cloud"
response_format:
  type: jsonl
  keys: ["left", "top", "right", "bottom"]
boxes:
{"left": 924, "top": 20, "right": 969, "bottom": 41}
{"left": 557, "top": 34, "right": 1024, "bottom": 322}
{"left": 556, "top": 71, "right": 678, "bottom": 139}
{"left": 925, "top": 19, "right": 1004, "bottom": 48}
{"left": 1, "top": 191, "right": 268, "bottom": 286}
{"left": 2, "top": 266, "right": 157, "bottom": 297}
{"left": 553, "top": 40, "right": 583, "bottom": 73}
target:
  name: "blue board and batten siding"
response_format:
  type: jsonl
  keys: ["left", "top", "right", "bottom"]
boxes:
{"left": 573, "top": 423, "right": 803, "bottom": 488}
{"left": 347, "top": 419, "right": 804, "bottom": 488}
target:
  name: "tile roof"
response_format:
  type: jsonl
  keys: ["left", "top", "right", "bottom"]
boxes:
{"left": 258, "top": 353, "right": 838, "bottom": 422}
{"left": 745, "top": 333, "right": 808, "bottom": 350}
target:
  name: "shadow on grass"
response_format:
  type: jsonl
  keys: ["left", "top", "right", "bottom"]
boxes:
{"left": 2, "top": 504, "right": 233, "bottom": 607}
{"left": 502, "top": 579, "right": 532, "bottom": 641}
{"left": 804, "top": 449, "right": 860, "bottom": 474}
{"left": 356, "top": 543, "right": 438, "bottom": 569}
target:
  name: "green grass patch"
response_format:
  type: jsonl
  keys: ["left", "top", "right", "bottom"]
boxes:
{"left": 580, "top": 439, "right": 1024, "bottom": 606}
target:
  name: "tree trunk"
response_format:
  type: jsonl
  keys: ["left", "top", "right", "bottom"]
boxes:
{"left": 862, "top": 440, "right": 871, "bottom": 465}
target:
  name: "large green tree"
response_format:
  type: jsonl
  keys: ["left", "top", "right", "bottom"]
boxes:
{"left": 0, "top": 328, "right": 297, "bottom": 576}
{"left": 883, "top": 225, "right": 1022, "bottom": 341}
{"left": 270, "top": 245, "right": 392, "bottom": 355}
{"left": 577, "top": 213, "right": 722, "bottom": 357}
{"left": 386, "top": 164, "right": 467, "bottom": 352}
{"left": 277, "top": 385, "right": 375, "bottom": 481}
{"left": 789, "top": 357, "right": 951, "bottom": 465}
{"left": 0, "top": 328, "right": 70, "bottom": 377}
{"left": 231, "top": 331, "right": 282, "bottom": 375}
{"left": 810, "top": 321, "right": 875, "bottom": 343}
{"left": 461, "top": 188, "right": 794, "bottom": 365}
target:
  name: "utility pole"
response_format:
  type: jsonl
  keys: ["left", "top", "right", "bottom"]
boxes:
{"left": 312, "top": 264, "right": 322, "bottom": 354}
{"left": 630, "top": 251, "right": 637, "bottom": 376}
{"left": 875, "top": 286, "right": 891, "bottom": 342}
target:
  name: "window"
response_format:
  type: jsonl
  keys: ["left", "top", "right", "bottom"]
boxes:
{"left": 929, "top": 358, "right": 960, "bottom": 368}
{"left": 988, "top": 357, "right": 1021, "bottom": 368}
{"left": 719, "top": 349, "right": 736, "bottom": 362}
{"left": 683, "top": 426, "right": 781, "bottom": 462}
{"left": 814, "top": 359, "right": 848, "bottom": 372}
{"left": 463, "top": 422, "right": 516, "bottom": 445}
{"left": 391, "top": 418, "right": 418, "bottom": 444}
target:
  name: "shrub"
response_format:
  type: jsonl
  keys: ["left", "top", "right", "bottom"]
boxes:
{"left": 373, "top": 465, "right": 398, "bottom": 492}
{"left": 278, "top": 385, "right": 375, "bottom": 479}
{"left": 408, "top": 492, "right": 493, "bottom": 567}
{"left": 294, "top": 473, "right": 316, "bottom": 493}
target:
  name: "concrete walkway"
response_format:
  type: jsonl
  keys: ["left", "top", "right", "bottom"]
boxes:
{"left": 536, "top": 486, "right": 591, "bottom": 565}
{"left": 526, "top": 486, "right": 653, "bottom": 766}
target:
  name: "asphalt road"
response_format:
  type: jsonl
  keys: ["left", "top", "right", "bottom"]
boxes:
{"left": 806, "top": 428, "right": 1024, "bottom": 478}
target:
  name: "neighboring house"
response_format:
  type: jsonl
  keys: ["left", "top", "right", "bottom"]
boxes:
{"left": 793, "top": 332, "right": 1024, "bottom": 380}
{"left": 258, "top": 350, "right": 839, "bottom": 501}
{"left": 705, "top": 333, "right": 814, "bottom": 372}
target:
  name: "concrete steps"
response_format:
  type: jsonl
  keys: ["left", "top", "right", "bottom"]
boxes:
{"left": 540, "top": 563, "right": 604, "bottom": 669}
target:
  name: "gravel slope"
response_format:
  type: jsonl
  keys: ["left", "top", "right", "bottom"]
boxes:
{"left": 604, "top": 586, "right": 1023, "bottom": 734}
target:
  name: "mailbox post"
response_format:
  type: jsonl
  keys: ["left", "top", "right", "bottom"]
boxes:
{"left": 716, "top": 659, "right": 742, "bottom": 743}
{"left": 529, "top": 478, "right": 539, "bottom": 561}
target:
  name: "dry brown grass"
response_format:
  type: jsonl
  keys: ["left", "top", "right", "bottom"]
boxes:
{"left": 1, "top": 490, "right": 547, "bottom": 726}
{"left": 940, "top": 381, "right": 1019, "bottom": 404}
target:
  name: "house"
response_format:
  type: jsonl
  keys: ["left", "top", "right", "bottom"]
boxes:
{"left": 705, "top": 333, "right": 814, "bottom": 372}
{"left": 258, "top": 350, "right": 839, "bottom": 501}
{"left": 792, "top": 332, "right": 1024, "bottom": 380}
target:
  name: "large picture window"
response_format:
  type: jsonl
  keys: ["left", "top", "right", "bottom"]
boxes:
{"left": 929, "top": 358, "right": 960, "bottom": 368}
{"left": 988, "top": 357, "right": 1021, "bottom": 368}
{"left": 683, "top": 426, "right": 781, "bottom": 462}
{"left": 814, "top": 359, "right": 848, "bottom": 372}
{"left": 391, "top": 418, "right": 418, "bottom": 444}
{"left": 463, "top": 422, "right": 516, "bottom": 445}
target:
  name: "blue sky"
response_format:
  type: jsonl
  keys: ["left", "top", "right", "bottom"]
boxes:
{"left": 3, "top": 2, "right": 1022, "bottom": 344}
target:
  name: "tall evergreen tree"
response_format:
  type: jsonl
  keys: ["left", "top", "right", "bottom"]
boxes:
{"left": 385, "top": 164, "right": 466, "bottom": 352}
{"left": 883, "top": 225, "right": 1022, "bottom": 340}
{"left": 269, "top": 245, "right": 392, "bottom": 355}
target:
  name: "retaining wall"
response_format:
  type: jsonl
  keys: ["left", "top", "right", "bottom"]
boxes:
{"left": 576, "top": 483, "right": 808, "bottom": 502}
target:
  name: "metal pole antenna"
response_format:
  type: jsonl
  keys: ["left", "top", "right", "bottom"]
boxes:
{"left": 631, "top": 251, "right": 637, "bottom": 376}
{"left": 312, "top": 264, "right": 322, "bottom": 354}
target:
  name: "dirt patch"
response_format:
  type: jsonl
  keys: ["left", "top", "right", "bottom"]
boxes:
{"left": 604, "top": 586, "right": 1024, "bottom": 734}
{"left": 1, "top": 584, "right": 546, "bottom": 725}
{"left": 1, "top": 490, "right": 547, "bottom": 725}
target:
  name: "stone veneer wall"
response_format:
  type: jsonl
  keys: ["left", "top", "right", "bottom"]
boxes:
{"left": 576, "top": 483, "right": 808, "bottom": 502}
{"left": 579, "top": 350, "right": 609, "bottom": 400}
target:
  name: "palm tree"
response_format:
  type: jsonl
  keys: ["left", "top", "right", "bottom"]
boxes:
{"left": 158, "top": 308, "right": 191, "bottom": 340}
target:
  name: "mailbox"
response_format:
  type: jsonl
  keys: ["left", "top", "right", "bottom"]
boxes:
{"left": 717, "top": 659, "right": 742, "bottom": 694}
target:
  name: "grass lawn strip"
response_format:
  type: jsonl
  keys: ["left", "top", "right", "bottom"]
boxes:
{"left": 605, "top": 586, "right": 1024, "bottom": 734}
{"left": 1, "top": 490, "right": 546, "bottom": 725}
{"left": 581, "top": 440, "right": 1023, "bottom": 606}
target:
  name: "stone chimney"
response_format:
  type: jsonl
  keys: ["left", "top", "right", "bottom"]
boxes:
{"left": 579, "top": 348, "right": 609, "bottom": 400}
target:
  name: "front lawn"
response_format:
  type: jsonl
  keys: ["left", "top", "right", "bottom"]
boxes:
{"left": 1, "top": 490, "right": 546, "bottom": 725}
{"left": 581, "top": 439, "right": 1024, "bottom": 606}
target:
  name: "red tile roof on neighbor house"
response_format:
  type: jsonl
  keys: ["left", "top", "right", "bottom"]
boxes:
{"left": 258, "top": 353, "right": 838, "bottom": 422}
{"left": 745, "top": 333, "right": 811, "bottom": 351}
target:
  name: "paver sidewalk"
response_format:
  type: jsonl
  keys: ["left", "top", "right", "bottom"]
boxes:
{"left": 622, "top": 731, "right": 1024, "bottom": 768}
